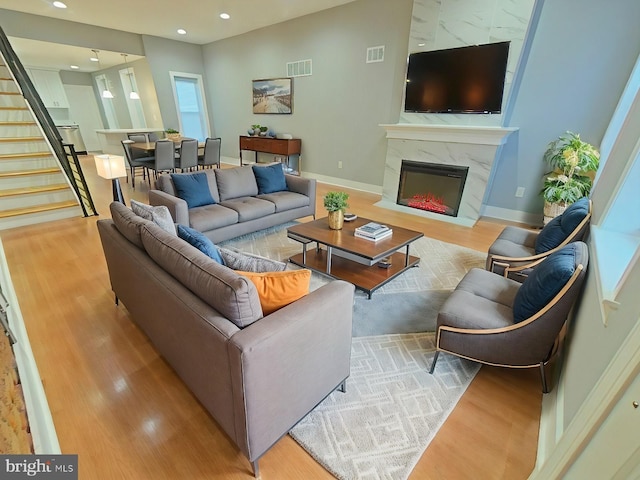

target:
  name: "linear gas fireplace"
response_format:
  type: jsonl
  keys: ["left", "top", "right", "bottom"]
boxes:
{"left": 396, "top": 160, "right": 469, "bottom": 217}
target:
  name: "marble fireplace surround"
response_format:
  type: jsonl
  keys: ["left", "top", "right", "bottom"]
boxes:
{"left": 378, "top": 124, "right": 517, "bottom": 227}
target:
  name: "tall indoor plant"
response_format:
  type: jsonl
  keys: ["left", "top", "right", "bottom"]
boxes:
{"left": 541, "top": 131, "right": 599, "bottom": 224}
{"left": 324, "top": 191, "right": 349, "bottom": 230}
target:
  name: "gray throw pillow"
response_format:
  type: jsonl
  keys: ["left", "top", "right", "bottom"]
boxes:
{"left": 218, "top": 247, "right": 287, "bottom": 272}
{"left": 130, "top": 199, "right": 176, "bottom": 236}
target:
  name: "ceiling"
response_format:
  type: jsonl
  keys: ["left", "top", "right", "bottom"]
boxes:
{"left": 4, "top": 1, "right": 356, "bottom": 72}
{"left": 3, "top": 0, "right": 357, "bottom": 71}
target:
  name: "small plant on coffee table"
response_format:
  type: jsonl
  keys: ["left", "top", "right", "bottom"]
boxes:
{"left": 324, "top": 191, "right": 349, "bottom": 230}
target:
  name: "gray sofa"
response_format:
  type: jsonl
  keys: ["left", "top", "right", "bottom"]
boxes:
{"left": 148, "top": 165, "right": 316, "bottom": 243}
{"left": 97, "top": 202, "right": 354, "bottom": 476}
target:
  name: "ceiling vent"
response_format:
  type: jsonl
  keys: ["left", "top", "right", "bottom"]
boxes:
{"left": 287, "top": 59, "right": 312, "bottom": 77}
{"left": 366, "top": 45, "right": 385, "bottom": 63}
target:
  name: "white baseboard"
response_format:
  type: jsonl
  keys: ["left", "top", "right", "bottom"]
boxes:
{"left": 301, "top": 172, "right": 382, "bottom": 195}
{"left": 534, "top": 375, "right": 565, "bottom": 473}
{"left": 481, "top": 205, "right": 543, "bottom": 227}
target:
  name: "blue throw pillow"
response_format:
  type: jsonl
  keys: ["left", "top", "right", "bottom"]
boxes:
{"left": 252, "top": 163, "right": 288, "bottom": 194}
{"left": 512, "top": 243, "right": 578, "bottom": 323}
{"left": 170, "top": 172, "right": 215, "bottom": 209}
{"left": 535, "top": 197, "right": 589, "bottom": 254}
{"left": 177, "top": 225, "right": 225, "bottom": 265}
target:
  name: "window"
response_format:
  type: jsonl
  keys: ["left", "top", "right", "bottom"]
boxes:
{"left": 591, "top": 53, "right": 640, "bottom": 324}
{"left": 169, "top": 72, "right": 210, "bottom": 141}
{"left": 119, "top": 67, "right": 146, "bottom": 128}
{"left": 95, "top": 74, "right": 119, "bottom": 128}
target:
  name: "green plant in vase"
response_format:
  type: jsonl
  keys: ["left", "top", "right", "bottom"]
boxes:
{"left": 165, "top": 128, "right": 180, "bottom": 140}
{"left": 540, "top": 131, "right": 599, "bottom": 223}
{"left": 324, "top": 191, "right": 349, "bottom": 230}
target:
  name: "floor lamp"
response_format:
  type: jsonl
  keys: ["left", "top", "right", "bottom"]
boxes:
{"left": 95, "top": 154, "right": 127, "bottom": 205}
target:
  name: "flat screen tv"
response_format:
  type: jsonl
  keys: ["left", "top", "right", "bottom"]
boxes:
{"left": 404, "top": 41, "right": 510, "bottom": 114}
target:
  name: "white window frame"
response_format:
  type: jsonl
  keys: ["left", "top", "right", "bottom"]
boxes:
{"left": 119, "top": 67, "right": 146, "bottom": 128}
{"left": 168, "top": 71, "right": 210, "bottom": 141}
{"left": 95, "top": 74, "right": 119, "bottom": 128}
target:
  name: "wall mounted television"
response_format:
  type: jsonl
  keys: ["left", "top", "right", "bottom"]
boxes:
{"left": 404, "top": 41, "right": 510, "bottom": 114}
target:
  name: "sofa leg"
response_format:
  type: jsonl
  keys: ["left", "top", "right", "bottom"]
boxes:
{"left": 429, "top": 351, "right": 439, "bottom": 374}
{"left": 115, "top": 295, "right": 119, "bottom": 306}
{"left": 252, "top": 460, "right": 260, "bottom": 478}
{"left": 539, "top": 361, "right": 549, "bottom": 394}
{"left": 338, "top": 380, "right": 346, "bottom": 393}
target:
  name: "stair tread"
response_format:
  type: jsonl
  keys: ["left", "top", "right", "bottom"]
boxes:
{"left": 0, "top": 92, "right": 21, "bottom": 95}
{"left": 0, "top": 168, "right": 60, "bottom": 177}
{"left": 0, "top": 107, "right": 28, "bottom": 111}
{"left": 0, "top": 184, "right": 69, "bottom": 197}
{"left": 0, "top": 152, "right": 52, "bottom": 160}
{"left": 0, "top": 200, "right": 78, "bottom": 219}
{"left": 0, "top": 121, "right": 36, "bottom": 126}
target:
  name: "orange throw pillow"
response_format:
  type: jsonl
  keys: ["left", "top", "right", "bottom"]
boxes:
{"left": 236, "top": 269, "right": 311, "bottom": 315}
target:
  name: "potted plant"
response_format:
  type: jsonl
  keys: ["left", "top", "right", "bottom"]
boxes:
{"left": 251, "top": 124, "right": 262, "bottom": 136}
{"left": 324, "top": 191, "right": 349, "bottom": 230}
{"left": 165, "top": 128, "right": 180, "bottom": 140}
{"left": 540, "top": 131, "right": 599, "bottom": 224}
{"left": 259, "top": 126, "right": 269, "bottom": 137}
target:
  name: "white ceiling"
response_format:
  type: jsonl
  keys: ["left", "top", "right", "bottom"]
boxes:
{"left": 4, "top": 0, "right": 356, "bottom": 71}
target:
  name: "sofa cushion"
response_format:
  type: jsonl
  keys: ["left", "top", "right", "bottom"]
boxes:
{"left": 177, "top": 225, "right": 224, "bottom": 264}
{"left": 215, "top": 166, "right": 259, "bottom": 201}
{"left": 218, "top": 247, "right": 287, "bottom": 272}
{"left": 130, "top": 199, "right": 176, "bottom": 236}
{"left": 109, "top": 201, "right": 155, "bottom": 248}
{"left": 252, "top": 163, "right": 288, "bottom": 194}
{"left": 189, "top": 204, "right": 239, "bottom": 232}
{"left": 219, "top": 197, "right": 276, "bottom": 222}
{"left": 513, "top": 243, "right": 581, "bottom": 323}
{"left": 534, "top": 197, "right": 589, "bottom": 254}
{"left": 170, "top": 172, "right": 216, "bottom": 209}
{"left": 256, "top": 191, "right": 310, "bottom": 212}
{"left": 236, "top": 269, "right": 311, "bottom": 315}
{"left": 140, "top": 223, "right": 263, "bottom": 327}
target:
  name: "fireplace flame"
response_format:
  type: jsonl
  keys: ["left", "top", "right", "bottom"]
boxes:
{"left": 407, "top": 193, "right": 447, "bottom": 213}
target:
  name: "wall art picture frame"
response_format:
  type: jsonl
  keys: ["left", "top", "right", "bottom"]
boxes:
{"left": 252, "top": 78, "right": 293, "bottom": 114}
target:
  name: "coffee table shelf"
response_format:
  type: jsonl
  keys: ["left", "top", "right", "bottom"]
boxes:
{"left": 287, "top": 217, "right": 423, "bottom": 298}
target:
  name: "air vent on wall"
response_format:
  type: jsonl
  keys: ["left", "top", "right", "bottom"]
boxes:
{"left": 366, "top": 45, "right": 385, "bottom": 63}
{"left": 286, "top": 59, "right": 312, "bottom": 77}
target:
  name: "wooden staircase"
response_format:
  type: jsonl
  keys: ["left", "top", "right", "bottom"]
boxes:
{"left": 0, "top": 63, "right": 81, "bottom": 229}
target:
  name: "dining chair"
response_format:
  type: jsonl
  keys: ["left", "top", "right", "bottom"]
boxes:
{"left": 147, "top": 132, "right": 160, "bottom": 142}
{"left": 146, "top": 140, "right": 176, "bottom": 182}
{"left": 121, "top": 140, "right": 154, "bottom": 190}
{"left": 198, "top": 137, "right": 221, "bottom": 169}
{"left": 176, "top": 138, "right": 198, "bottom": 172}
{"left": 127, "top": 134, "right": 148, "bottom": 143}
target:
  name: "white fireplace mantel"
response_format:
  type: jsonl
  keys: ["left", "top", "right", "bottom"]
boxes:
{"left": 380, "top": 123, "right": 518, "bottom": 146}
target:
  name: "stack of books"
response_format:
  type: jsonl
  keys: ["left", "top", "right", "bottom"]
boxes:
{"left": 354, "top": 222, "right": 392, "bottom": 241}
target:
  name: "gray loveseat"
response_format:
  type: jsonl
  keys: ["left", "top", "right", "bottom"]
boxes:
{"left": 148, "top": 165, "right": 316, "bottom": 243}
{"left": 97, "top": 202, "right": 354, "bottom": 475}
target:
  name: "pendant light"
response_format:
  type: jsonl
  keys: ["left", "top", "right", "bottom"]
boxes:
{"left": 121, "top": 53, "right": 140, "bottom": 100}
{"left": 92, "top": 49, "right": 114, "bottom": 99}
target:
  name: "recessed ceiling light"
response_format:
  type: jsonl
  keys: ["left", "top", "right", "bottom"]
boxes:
{"left": 220, "top": 13, "right": 230, "bottom": 20}
{"left": 53, "top": 1, "right": 67, "bottom": 8}
{"left": 90, "top": 57, "right": 99, "bottom": 62}
{"left": 177, "top": 28, "right": 187, "bottom": 35}
{"left": 70, "top": 65, "right": 79, "bottom": 69}
{"left": 418, "top": 43, "right": 425, "bottom": 47}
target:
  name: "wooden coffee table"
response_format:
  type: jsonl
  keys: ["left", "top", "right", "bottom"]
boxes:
{"left": 287, "top": 217, "right": 423, "bottom": 298}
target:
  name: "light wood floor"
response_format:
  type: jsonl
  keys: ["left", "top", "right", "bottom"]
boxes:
{"left": 0, "top": 158, "right": 541, "bottom": 479}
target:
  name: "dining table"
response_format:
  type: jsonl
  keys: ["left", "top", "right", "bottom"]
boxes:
{"left": 130, "top": 137, "right": 205, "bottom": 155}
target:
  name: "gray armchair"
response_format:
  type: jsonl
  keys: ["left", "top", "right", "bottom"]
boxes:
{"left": 486, "top": 197, "right": 591, "bottom": 280}
{"left": 430, "top": 242, "right": 589, "bottom": 393}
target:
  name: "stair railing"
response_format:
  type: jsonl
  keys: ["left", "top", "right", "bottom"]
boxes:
{"left": 0, "top": 25, "right": 98, "bottom": 217}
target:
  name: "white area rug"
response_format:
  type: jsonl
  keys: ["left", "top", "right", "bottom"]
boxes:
{"left": 221, "top": 224, "right": 485, "bottom": 479}
{"left": 289, "top": 333, "right": 479, "bottom": 480}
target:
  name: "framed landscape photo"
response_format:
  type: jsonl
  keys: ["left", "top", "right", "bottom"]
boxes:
{"left": 252, "top": 78, "right": 293, "bottom": 114}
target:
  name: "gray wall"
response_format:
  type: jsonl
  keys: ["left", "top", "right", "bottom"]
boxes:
{"left": 141, "top": 35, "right": 206, "bottom": 132}
{"left": 486, "top": 0, "right": 640, "bottom": 216}
{"left": 202, "top": 0, "right": 413, "bottom": 185}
